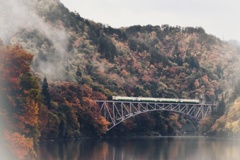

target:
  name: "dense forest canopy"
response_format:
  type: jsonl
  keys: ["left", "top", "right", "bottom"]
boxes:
{"left": 1, "top": 0, "right": 240, "bottom": 159}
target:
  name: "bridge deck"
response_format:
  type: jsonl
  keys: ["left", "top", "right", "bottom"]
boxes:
{"left": 95, "top": 100, "right": 216, "bottom": 131}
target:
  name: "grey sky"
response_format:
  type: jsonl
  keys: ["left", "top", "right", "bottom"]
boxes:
{"left": 61, "top": 0, "right": 240, "bottom": 41}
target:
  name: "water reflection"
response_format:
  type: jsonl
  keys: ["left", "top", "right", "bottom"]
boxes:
{"left": 38, "top": 137, "right": 240, "bottom": 160}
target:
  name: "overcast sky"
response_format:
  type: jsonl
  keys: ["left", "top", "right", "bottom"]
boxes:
{"left": 60, "top": 0, "right": 240, "bottom": 42}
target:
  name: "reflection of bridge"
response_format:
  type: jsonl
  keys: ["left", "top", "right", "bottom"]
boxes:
{"left": 95, "top": 100, "right": 216, "bottom": 131}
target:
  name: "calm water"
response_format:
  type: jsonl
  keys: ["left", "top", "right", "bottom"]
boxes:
{"left": 38, "top": 136, "right": 240, "bottom": 160}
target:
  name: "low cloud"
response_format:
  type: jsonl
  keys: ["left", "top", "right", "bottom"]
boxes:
{"left": 0, "top": 0, "right": 69, "bottom": 80}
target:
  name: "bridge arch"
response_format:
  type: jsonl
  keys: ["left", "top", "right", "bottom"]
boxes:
{"left": 95, "top": 100, "right": 215, "bottom": 131}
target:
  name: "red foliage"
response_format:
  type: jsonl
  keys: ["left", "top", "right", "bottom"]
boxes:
{"left": 48, "top": 81, "right": 110, "bottom": 136}
{"left": 202, "top": 75, "right": 209, "bottom": 81}
{"left": 92, "top": 91, "right": 107, "bottom": 100}
{"left": 0, "top": 45, "right": 33, "bottom": 95}
{"left": 169, "top": 66, "right": 178, "bottom": 73}
{"left": 0, "top": 45, "right": 39, "bottom": 159}
{"left": 120, "top": 69, "right": 129, "bottom": 77}
{"left": 82, "top": 84, "right": 93, "bottom": 97}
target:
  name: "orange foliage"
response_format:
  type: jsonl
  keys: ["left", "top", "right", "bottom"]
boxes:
{"left": 5, "top": 132, "right": 35, "bottom": 160}
{"left": 142, "top": 75, "right": 152, "bottom": 83}
{"left": 0, "top": 45, "right": 39, "bottom": 159}
{"left": 169, "top": 66, "right": 178, "bottom": 73}
{"left": 202, "top": 75, "right": 209, "bottom": 81}
{"left": 120, "top": 69, "right": 129, "bottom": 77}
{"left": 18, "top": 97, "right": 39, "bottom": 133}
{"left": 95, "top": 116, "right": 110, "bottom": 134}
{"left": 0, "top": 45, "right": 33, "bottom": 85}
{"left": 82, "top": 97, "right": 97, "bottom": 109}
{"left": 82, "top": 84, "right": 93, "bottom": 97}
{"left": 194, "top": 80, "right": 200, "bottom": 88}
{"left": 0, "top": 45, "right": 33, "bottom": 94}
{"left": 73, "top": 37, "right": 82, "bottom": 47}
{"left": 92, "top": 91, "right": 107, "bottom": 100}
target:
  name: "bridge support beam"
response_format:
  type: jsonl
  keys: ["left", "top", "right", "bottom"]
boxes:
{"left": 95, "top": 100, "right": 215, "bottom": 131}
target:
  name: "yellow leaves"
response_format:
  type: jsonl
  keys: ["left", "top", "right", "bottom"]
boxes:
{"left": 212, "top": 115, "right": 226, "bottom": 130}
{"left": 199, "top": 116, "right": 211, "bottom": 126}
{"left": 231, "top": 121, "right": 240, "bottom": 133}
{"left": 199, "top": 116, "right": 211, "bottom": 130}
{"left": 159, "top": 81, "right": 168, "bottom": 89}
{"left": 225, "top": 121, "right": 240, "bottom": 133}
{"left": 219, "top": 98, "right": 240, "bottom": 135}
{"left": 225, "top": 122, "right": 231, "bottom": 131}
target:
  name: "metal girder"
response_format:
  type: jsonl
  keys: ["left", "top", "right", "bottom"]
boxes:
{"left": 95, "top": 100, "right": 215, "bottom": 131}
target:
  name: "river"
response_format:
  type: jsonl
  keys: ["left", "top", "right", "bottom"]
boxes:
{"left": 38, "top": 136, "right": 240, "bottom": 160}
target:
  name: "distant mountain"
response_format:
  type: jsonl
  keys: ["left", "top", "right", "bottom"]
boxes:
{"left": 228, "top": 39, "right": 240, "bottom": 47}
{"left": 13, "top": 0, "right": 240, "bottom": 101}
{"left": 2, "top": 0, "right": 240, "bottom": 141}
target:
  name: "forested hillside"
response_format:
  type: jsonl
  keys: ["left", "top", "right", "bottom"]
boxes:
{"left": 1, "top": 0, "right": 240, "bottom": 159}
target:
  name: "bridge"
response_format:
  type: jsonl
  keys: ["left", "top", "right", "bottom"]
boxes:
{"left": 95, "top": 100, "right": 216, "bottom": 131}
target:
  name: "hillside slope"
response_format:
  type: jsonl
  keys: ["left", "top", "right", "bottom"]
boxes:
{"left": 2, "top": 0, "right": 240, "bottom": 142}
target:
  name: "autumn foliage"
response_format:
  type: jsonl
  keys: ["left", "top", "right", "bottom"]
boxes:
{"left": 0, "top": 45, "right": 40, "bottom": 159}
{"left": 40, "top": 82, "right": 110, "bottom": 138}
{"left": 2, "top": 1, "right": 240, "bottom": 157}
{"left": 5, "top": 132, "right": 35, "bottom": 160}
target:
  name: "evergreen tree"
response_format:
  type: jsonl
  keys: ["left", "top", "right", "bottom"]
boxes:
{"left": 233, "top": 80, "right": 240, "bottom": 96}
{"left": 42, "top": 77, "right": 51, "bottom": 109}
{"left": 76, "top": 66, "right": 83, "bottom": 84}
{"left": 98, "top": 36, "right": 117, "bottom": 62}
{"left": 218, "top": 95, "right": 226, "bottom": 116}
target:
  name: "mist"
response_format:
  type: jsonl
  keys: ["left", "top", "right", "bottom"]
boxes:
{"left": 0, "top": 0, "right": 69, "bottom": 80}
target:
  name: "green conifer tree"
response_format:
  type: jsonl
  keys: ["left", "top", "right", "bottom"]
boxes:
{"left": 42, "top": 77, "right": 51, "bottom": 109}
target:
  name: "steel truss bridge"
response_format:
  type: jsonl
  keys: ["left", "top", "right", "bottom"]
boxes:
{"left": 95, "top": 100, "right": 216, "bottom": 131}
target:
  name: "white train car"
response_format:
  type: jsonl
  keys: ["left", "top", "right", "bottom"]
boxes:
{"left": 112, "top": 96, "right": 200, "bottom": 104}
{"left": 158, "top": 98, "right": 179, "bottom": 103}
{"left": 112, "top": 96, "right": 137, "bottom": 101}
{"left": 179, "top": 99, "right": 200, "bottom": 103}
{"left": 137, "top": 97, "right": 158, "bottom": 102}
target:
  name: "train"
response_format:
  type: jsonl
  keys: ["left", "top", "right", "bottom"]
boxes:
{"left": 112, "top": 96, "right": 200, "bottom": 104}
